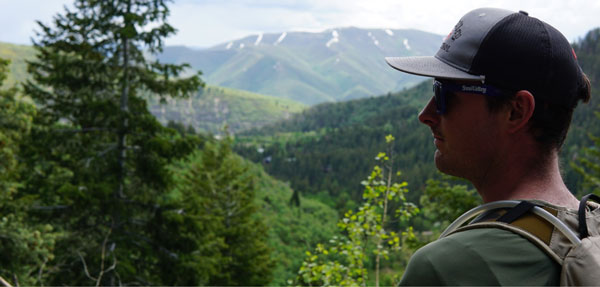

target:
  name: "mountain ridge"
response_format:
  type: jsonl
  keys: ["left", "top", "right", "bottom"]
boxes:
{"left": 158, "top": 27, "right": 443, "bottom": 105}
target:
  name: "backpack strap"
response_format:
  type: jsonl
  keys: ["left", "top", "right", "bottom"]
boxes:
{"left": 496, "top": 201, "right": 536, "bottom": 223}
{"left": 445, "top": 201, "right": 559, "bottom": 262}
{"left": 441, "top": 200, "right": 581, "bottom": 245}
{"left": 444, "top": 206, "right": 564, "bottom": 264}
{"left": 578, "top": 194, "right": 600, "bottom": 239}
{"left": 492, "top": 201, "right": 556, "bottom": 245}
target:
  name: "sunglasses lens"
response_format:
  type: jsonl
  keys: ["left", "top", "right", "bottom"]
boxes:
{"left": 433, "top": 81, "right": 446, "bottom": 114}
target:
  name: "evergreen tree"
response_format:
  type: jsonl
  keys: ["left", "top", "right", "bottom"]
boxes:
{"left": 0, "top": 58, "right": 60, "bottom": 286}
{"left": 21, "top": 0, "right": 202, "bottom": 284}
{"left": 165, "top": 138, "right": 274, "bottom": 285}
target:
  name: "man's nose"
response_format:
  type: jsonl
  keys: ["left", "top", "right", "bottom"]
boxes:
{"left": 418, "top": 97, "right": 440, "bottom": 127}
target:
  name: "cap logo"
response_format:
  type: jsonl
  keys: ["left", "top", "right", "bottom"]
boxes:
{"left": 461, "top": 85, "right": 487, "bottom": 94}
{"left": 451, "top": 20, "right": 464, "bottom": 41}
{"left": 440, "top": 20, "right": 463, "bottom": 52}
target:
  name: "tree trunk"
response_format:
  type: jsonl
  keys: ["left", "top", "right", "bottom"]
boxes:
{"left": 117, "top": 1, "right": 131, "bottom": 199}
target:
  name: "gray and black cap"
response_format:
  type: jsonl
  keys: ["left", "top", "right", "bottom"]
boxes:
{"left": 385, "top": 7, "right": 585, "bottom": 106}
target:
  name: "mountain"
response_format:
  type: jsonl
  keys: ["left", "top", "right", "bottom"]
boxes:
{"left": 0, "top": 41, "right": 305, "bottom": 134}
{"left": 158, "top": 27, "right": 442, "bottom": 105}
{"left": 0, "top": 42, "right": 36, "bottom": 88}
{"left": 146, "top": 85, "right": 305, "bottom": 134}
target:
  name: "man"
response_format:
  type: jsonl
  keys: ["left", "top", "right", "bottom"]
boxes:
{"left": 385, "top": 7, "right": 593, "bottom": 285}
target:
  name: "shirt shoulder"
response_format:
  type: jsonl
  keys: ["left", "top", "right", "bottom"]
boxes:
{"left": 399, "top": 227, "right": 560, "bottom": 286}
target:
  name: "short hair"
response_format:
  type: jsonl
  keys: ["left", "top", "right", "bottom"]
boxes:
{"left": 485, "top": 73, "right": 591, "bottom": 152}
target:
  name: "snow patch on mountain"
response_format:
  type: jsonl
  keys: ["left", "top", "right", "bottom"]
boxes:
{"left": 403, "top": 39, "right": 411, "bottom": 50}
{"left": 326, "top": 30, "right": 339, "bottom": 48}
{"left": 385, "top": 29, "right": 394, "bottom": 36}
{"left": 368, "top": 32, "right": 380, "bottom": 46}
{"left": 255, "top": 33, "right": 263, "bottom": 46}
{"left": 239, "top": 43, "right": 245, "bottom": 49}
{"left": 225, "top": 42, "right": 233, "bottom": 50}
{"left": 274, "top": 32, "right": 287, "bottom": 45}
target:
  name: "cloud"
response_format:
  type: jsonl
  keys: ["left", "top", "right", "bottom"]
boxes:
{"left": 1, "top": 0, "right": 598, "bottom": 47}
{"left": 167, "top": 0, "right": 600, "bottom": 47}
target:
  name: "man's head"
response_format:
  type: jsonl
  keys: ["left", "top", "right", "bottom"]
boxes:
{"left": 386, "top": 8, "right": 590, "bottom": 153}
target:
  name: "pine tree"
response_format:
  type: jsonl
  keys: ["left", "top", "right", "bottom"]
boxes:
{"left": 165, "top": 138, "right": 274, "bottom": 285}
{"left": 21, "top": 0, "right": 202, "bottom": 284}
{"left": 0, "top": 58, "right": 60, "bottom": 286}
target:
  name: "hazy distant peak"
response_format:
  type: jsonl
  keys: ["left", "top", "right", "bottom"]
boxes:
{"left": 157, "top": 27, "right": 444, "bottom": 105}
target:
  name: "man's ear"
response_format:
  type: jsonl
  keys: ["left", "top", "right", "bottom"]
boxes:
{"left": 506, "top": 90, "right": 535, "bottom": 133}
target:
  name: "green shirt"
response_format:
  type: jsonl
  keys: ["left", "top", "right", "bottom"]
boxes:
{"left": 399, "top": 228, "right": 560, "bottom": 286}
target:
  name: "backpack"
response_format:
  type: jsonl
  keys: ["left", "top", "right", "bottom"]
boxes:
{"left": 440, "top": 194, "right": 600, "bottom": 286}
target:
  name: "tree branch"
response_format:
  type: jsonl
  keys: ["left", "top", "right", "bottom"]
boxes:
{"left": 78, "top": 251, "right": 97, "bottom": 283}
{"left": 37, "top": 257, "right": 48, "bottom": 287}
{"left": 0, "top": 276, "right": 13, "bottom": 287}
{"left": 54, "top": 127, "right": 115, "bottom": 133}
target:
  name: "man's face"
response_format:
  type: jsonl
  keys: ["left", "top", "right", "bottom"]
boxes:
{"left": 419, "top": 80, "right": 505, "bottom": 182}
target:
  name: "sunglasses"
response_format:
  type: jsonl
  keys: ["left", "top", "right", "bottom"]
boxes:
{"left": 432, "top": 80, "right": 507, "bottom": 114}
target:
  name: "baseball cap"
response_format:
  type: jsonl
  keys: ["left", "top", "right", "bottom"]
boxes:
{"left": 385, "top": 7, "right": 585, "bottom": 106}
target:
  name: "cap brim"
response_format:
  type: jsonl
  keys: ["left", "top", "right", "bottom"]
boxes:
{"left": 385, "top": 56, "right": 483, "bottom": 81}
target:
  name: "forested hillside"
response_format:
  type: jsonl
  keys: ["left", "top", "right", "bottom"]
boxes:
{"left": 166, "top": 139, "right": 339, "bottom": 285}
{"left": 235, "top": 82, "right": 435, "bottom": 208}
{"left": 561, "top": 28, "right": 600, "bottom": 194}
{"left": 147, "top": 85, "right": 305, "bottom": 134}
{"left": 235, "top": 28, "right": 600, "bottom": 212}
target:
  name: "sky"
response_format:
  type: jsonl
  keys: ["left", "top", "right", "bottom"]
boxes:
{"left": 1, "top": 0, "right": 599, "bottom": 49}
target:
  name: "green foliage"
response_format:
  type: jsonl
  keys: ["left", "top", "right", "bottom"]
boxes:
{"left": 572, "top": 139, "right": 600, "bottom": 195}
{"left": 155, "top": 138, "right": 273, "bottom": 285}
{"left": 293, "top": 135, "right": 418, "bottom": 287}
{"left": 417, "top": 177, "right": 481, "bottom": 233}
{"left": 251, "top": 166, "right": 339, "bottom": 285}
{"left": 0, "top": 59, "right": 33, "bottom": 192}
{"left": 563, "top": 28, "right": 600, "bottom": 194}
{"left": 0, "top": 58, "right": 62, "bottom": 286}
{"left": 571, "top": 29, "right": 600, "bottom": 195}
{"left": 18, "top": 0, "right": 203, "bottom": 285}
